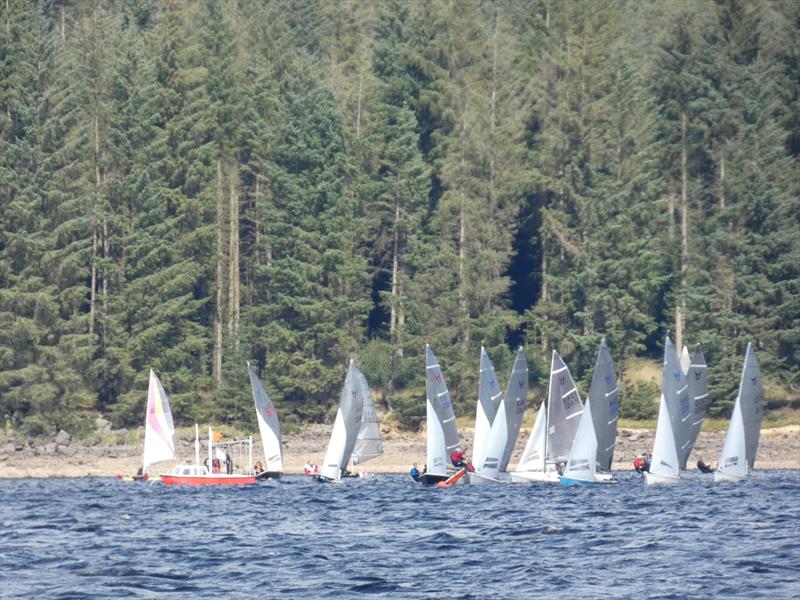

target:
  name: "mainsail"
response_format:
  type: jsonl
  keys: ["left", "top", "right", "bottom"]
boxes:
{"left": 499, "top": 347, "right": 529, "bottom": 471}
{"left": 247, "top": 362, "right": 283, "bottom": 473}
{"left": 588, "top": 339, "right": 619, "bottom": 471}
{"left": 425, "top": 345, "right": 461, "bottom": 478}
{"left": 142, "top": 370, "right": 177, "bottom": 471}
{"left": 320, "top": 361, "right": 364, "bottom": 480}
{"left": 546, "top": 351, "right": 584, "bottom": 463}
{"left": 351, "top": 366, "right": 383, "bottom": 466}
{"left": 679, "top": 345, "right": 708, "bottom": 469}
{"left": 471, "top": 347, "right": 502, "bottom": 470}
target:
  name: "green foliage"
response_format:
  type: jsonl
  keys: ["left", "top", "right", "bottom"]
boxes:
{"left": 620, "top": 382, "right": 660, "bottom": 421}
{"left": 0, "top": 0, "right": 796, "bottom": 434}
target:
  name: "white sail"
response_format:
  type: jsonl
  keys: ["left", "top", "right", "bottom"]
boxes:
{"left": 142, "top": 370, "right": 177, "bottom": 471}
{"left": 476, "top": 400, "right": 507, "bottom": 479}
{"left": 471, "top": 347, "right": 502, "bottom": 471}
{"left": 645, "top": 337, "right": 685, "bottom": 484}
{"left": 562, "top": 398, "right": 598, "bottom": 483}
{"left": 646, "top": 393, "right": 681, "bottom": 482}
{"left": 351, "top": 367, "right": 383, "bottom": 466}
{"left": 514, "top": 403, "right": 546, "bottom": 472}
{"left": 547, "top": 351, "right": 584, "bottom": 463}
{"left": 320, "top": 361, "right": 364, "bottom": 480}
{"left": 425, "top": 345, "right": 460, "bottom": 478}
{"left": 715, "top": 343, "right": 762, "bottom": 482}
{"left": 715, "top": 398, "right": 747, "bottom": 481}
{"left": 248, "top": 362, "right": 283, "bottom": 473}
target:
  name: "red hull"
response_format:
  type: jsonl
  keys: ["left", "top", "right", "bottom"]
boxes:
{"left": 160, "top": 474, "right": 256, "bottom": 486}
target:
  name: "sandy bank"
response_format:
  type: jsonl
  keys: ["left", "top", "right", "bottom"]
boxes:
{"left": 1, "top": 424, "right": 798, "bottom": 479}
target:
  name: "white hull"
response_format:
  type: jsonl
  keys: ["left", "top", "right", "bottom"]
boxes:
{"left": 509, "top": 470, "right": 560, "bottom": 484}
{"left": 714, "top": 470, "right": 747, "bottom": 483}
{"left": 467, "top": 471, "right": 502, "bottom": 485}
{"left": 644, "top": 471, "right": 681, "bottom": 485}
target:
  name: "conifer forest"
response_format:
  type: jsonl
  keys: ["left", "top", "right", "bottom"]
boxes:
{"left": 1, "top": 0, "right": 798, "bottom": 435}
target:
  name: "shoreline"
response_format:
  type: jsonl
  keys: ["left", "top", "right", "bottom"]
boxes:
{"left": 1, "top": 424, "right": 798, "bottom": 479}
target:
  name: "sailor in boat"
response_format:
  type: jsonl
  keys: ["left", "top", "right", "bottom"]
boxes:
{"left": 254, "top": 461, "right": 264, "bottom": 476}
{"left": 410, "top": 463, "right": 421, "bottom": 481}
{"left": 697, "top": 458, "right": 715, "bottom": 473}
{"left": 304, "top": 462, "right": 319, "bottom": 476}
{"left": 633, "top": 454, "right": 651, "bottom": 474}
{"left": 132, "top": 466, "right": 149, "bottom": 481}
{"left": 450, "top": 449, "right": 476, "bottom": 473}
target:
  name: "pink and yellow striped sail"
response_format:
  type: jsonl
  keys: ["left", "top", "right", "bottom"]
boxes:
{"left": 143, "top": 370, "right": 177, "bottom": 471}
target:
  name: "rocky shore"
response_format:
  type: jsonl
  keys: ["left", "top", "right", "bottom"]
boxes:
{"left": 1, "top": 420, "right": 798, "bottom": 478}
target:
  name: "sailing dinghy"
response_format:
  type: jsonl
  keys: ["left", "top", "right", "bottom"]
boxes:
{"left": 418, "top": 345, "right": 463, "bottom": 485}
{"left": 248, "top": 362, "right": 283, "bottom": 480}
{"left": 350, "top": 366, "right": 384, "bottom": 475}
{"left": 470, "top": 347, "right": 502, "bottom": 478}
{"left": 120, "top": 370, "right": 178, "bottom": 481}
{"left": 511, "top": 350, "right": 582, "bottom": 483}
{"left": 560, "top": 339, "right": 618, "bottom": 485}
{"left": 471, "top": 347, "right": 528, "bottom": 484}
{"left": 317, "top": 360, "right": 365, "bottom": 482}
{"left": 714, "top": 343, "right": 763, "bottom": 483}
{"left": 644, "top": 336, "right": 690, "bottom": 485}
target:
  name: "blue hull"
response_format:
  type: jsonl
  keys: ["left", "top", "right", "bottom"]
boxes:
{"left": 559, "top": 476, "right": 596, "bottom": 486}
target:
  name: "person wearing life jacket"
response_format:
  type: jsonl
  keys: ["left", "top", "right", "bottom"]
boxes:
{"left": 633, "top": 455, "right": 649, "bottom": 473}
{"left": 304, "top": 462, "right": 319, "bottom": 476}
{"left": 450, "top": 448, "right": 476, "bottom": 473}
{"left": 410, "top": 463, "right": 421, "bottom": 481}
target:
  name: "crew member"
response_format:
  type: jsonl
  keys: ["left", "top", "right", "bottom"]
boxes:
{"left": 450, "top": 448, "right": 476, "bottom": 473}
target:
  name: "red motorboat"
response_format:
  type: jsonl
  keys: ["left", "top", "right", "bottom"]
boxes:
{"left": 160, "top": 425, "right": 257, "bottom": 486}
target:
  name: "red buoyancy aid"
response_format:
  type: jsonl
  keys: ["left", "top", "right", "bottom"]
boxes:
{"left": 450, "top": 450, "right": 465, "bottom": 465}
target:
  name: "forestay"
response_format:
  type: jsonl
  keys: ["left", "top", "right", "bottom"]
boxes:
{"left": 425, "top": 345, "right": 461, "bottom": 478}
{"left": 143, "top": 370, "right": 177, "bottom": 472}
{"left": 248, "top": 362, "right": 283, "bottom": 473}
{"left": 320, "top": 361, "right": 364, "bottom": 480}
{"left": 351, "top": 366, "right": 383, "bottom": 466}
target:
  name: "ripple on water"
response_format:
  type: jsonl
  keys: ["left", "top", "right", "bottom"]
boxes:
{"left": 1, "top": 472, "right": 799, "bottom": 599}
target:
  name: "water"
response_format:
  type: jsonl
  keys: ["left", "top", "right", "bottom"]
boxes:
{"left": 2, "top": 471, "right": 799, "bottom": 599}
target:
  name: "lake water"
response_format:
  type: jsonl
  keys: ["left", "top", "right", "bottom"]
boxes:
{"left": 1, "top": 471, "right": 799, "bottom": 599}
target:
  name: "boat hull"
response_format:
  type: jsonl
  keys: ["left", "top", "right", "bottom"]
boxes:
{"left": 559, "top": 475, "right": 614, "bottom": 486}
{"left": 644, "top": 471, "right": 680, "bottom": 485}
{"left": 713, "top": 470, "right": 747, "bottom": 483}
{"left": 509, "top": 470, "right": 560, "bottom": 484}
{"left": 418, "top": 473, "right": 449, "bottom": 485}
{"left": 256, "top": 471, "right": 282, "bottom": 481}
{"left": 467, "top": 472, "right": 502, "bottom": 485}
{"left": 160, "top": 474, "right": 256, "bottom": 486}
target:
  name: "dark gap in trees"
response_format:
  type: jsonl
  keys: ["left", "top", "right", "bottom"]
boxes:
{"left": 506, "top": 195, "right": 541, "bottom": 348}
{"left": 367, "top": 267, "right": 390, "bottom": 337}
